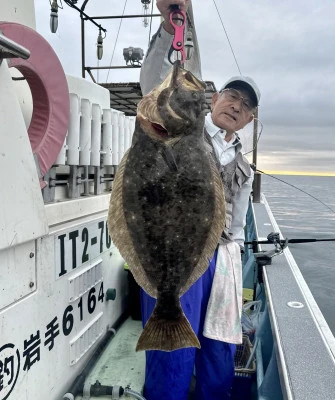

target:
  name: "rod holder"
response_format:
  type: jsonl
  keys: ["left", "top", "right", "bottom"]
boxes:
{"left": 0, "top": 30, "right": 30, "bottom": 63}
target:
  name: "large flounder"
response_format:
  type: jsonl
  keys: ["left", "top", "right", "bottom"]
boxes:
{"left": 108, "top": 61, "right": 225, "bottom": 352}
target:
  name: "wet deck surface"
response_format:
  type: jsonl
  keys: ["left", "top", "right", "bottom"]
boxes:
{"left": 75, "top": 318, "right": 145, "bottom": 399}
{"left": 73, "top": 316, "right": 197, "bottom": 399}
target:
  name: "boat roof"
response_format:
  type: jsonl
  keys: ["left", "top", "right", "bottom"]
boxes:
{"left": 99, "top": 81, "right": 218, "bottom": 116}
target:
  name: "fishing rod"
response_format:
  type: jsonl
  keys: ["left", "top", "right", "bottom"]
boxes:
{"left": 245, "top": 237, "right": 335, "bottom": 245}
{"left": 247, "top": 234, "right": 335, "bottom": 299}
{"left": 245, "top": 232, "right": 335, "bottom": 269}
{"left": 256, "top": 169, "right": 335, "bottom": 215}
{"left": 246, "top": 232, "right": 335, "bottom": 262}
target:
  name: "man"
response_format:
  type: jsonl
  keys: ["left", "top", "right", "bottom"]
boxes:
{"left": 139, "top": 1, "right": 260, "bottom": 399}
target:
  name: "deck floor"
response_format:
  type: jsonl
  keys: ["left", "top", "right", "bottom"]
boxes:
{"left": 75, "top": 318, "right": 145, "bottom": 399}
{"left": 74, "top": 317, "right": 198, "bottom": 399}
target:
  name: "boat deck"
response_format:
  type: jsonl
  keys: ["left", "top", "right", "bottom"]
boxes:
{"left": 73, "top": 196, "right": 335, "bottom": 400}
{"left": 253, "top": 197, "right": 335, "bottom": 399}
{"left": 75, "top": 318, "right": 145, "bottom": 400}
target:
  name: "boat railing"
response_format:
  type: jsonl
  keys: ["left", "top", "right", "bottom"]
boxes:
{"left": 42, "top": 94, "right": 135, "bottom": 204}
{"left": 244, "top": 196, "right": 335, "bottom": 400}
{"left": 0, "top": 30, "right": 30, "bottom": 63}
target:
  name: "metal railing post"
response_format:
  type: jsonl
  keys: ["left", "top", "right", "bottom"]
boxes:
{"left": 252, "top": 108, "right": 261, "bottom": 203}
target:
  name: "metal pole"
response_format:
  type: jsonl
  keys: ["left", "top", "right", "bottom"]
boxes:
{"left": 252, "top": 108, "right": 258, "bottom": 166}
{"left": 64, "top": 0, "right": 106, "bottom": 32}
{"left": 85, "top": 65, "right": 141, "bottom": 70}
{"left": 89, "top": 14, "right": 161, "bottom": 20}
{"left": 253, "top": 172, "right": 261, "bottom": 203}
{"left": 80, "top": 0, "right": 90, "bottom": 79}
{"left": 0, "top": 31, "right": 30, "bottom": 60}
{"left": 81, "top": 18, "right": 85, "bottom": 78}
{"left": 252, "top": 108, "right": 261, "bottom": 203}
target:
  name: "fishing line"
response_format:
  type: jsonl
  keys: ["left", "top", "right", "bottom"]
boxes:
{"left": 212, "top": 0, "right": 242, "bottom": 75}
{"left": 257, "top": 170, "right": 335, "bottom": 215}
{"left": 106, "top": 0, "right": 128, "bottom": 83}
{"left": 147, "top": 0, "right": 154, "bottom": 49}
{"left": 242, "top": 118, "right": 263, "bottom": 156}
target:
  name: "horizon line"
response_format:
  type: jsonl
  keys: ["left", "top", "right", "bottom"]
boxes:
{"left": 259, "top": 170, "right": 335, "bottom": 177}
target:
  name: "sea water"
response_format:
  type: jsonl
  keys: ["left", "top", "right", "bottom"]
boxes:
{"left": 261, "top": 175, "right": 335, "bottom": 334}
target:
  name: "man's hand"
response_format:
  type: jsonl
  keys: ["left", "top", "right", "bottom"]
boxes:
{"left": 156, "top": 0, "right": 191, "bottom": 34}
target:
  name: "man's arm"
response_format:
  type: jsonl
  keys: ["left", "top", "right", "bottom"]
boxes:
{"left": 139, "top": 26, "right": 174, "bottom": 96}
{"left": 140, "top": 0, "right": 202, "bottom": 96}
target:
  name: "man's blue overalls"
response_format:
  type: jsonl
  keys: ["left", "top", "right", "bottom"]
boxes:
{"left": 140, "top": 249, "right": 236, "bottom": 400}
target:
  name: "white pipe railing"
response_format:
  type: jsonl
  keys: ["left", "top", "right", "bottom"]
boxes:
{"left": 102, "top": 109, "right": 113, "bottom": 166}
{"left": 67, "top": 93, "right": 81, "bottom": 166}
{"left": 55, "top": 93, "right": 135, "bottom": 168}
{"left": 124, "top": 115, "right": 130, "bottom": 153}
{"left": 111, "top": 110, "right": 120, "bottom": 166}
{"left": 118, "top": 113, "right": 125, "bottom": 164}
{"left": 55, "top": 136, "right": 67, "bottom": 166}
{"left": 91, "top": 104, "right": 102, "bottom": 167}
{"left": 79, "top": 99, "right": 91, "bottom": 166}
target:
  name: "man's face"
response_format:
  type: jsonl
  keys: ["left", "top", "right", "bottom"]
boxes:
{"left": 211, "top": 88, "right": 255, "bottom": 134}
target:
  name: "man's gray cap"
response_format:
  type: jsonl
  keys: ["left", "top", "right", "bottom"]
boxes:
{"left": 220, "top": 76, "right": 261, "bottom": 107}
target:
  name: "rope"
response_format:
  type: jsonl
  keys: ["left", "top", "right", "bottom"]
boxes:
{"left": 257, "top": 170, "right": 335, "bottom": 215}
{"left": 212, "top": 0, "right": 242, "bottom": 75}
{"left": 106, "top": 0, "right": 128, "bottom": 83}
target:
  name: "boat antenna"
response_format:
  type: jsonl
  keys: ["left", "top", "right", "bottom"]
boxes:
{"left": 212, "top": 0, "right": 242, "bottom": 75}
{"left": 106, "top": 0, "right": 128, "bottom": 83}
{"left": 256, "top": 170, "right": 335, "bottom": 215}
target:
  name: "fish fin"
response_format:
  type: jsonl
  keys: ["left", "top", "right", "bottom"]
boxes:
{"left": 159, "top": 146, "right": 178, "bottom": 171}
{"left": 180, "top": 154, "right": 226, "bottom": 295}
{"left": 107, "top": 147, "right": 157, "bottom": 298}
{"left": 136, "top": 312, "right": 200, "bottom": 352}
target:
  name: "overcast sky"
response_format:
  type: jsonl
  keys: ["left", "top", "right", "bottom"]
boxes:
{"left": 35, "top": 0, "right": 335, "bottom": 174}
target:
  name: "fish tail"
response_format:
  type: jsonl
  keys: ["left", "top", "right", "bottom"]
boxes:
{"left": 136, "top": 312, "right": 200, "bottom": 352}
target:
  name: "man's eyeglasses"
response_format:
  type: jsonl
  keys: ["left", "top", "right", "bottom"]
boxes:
{"left": 220, "top": 88, "right": 254, "bottom": 112}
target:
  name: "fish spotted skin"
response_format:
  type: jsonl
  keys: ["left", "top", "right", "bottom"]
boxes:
{"left": 108, "top": 61, "right": 225, "bottom": 351}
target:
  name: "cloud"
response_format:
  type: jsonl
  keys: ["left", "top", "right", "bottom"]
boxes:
{"left": 34, "top": 0, "right": 335, "bottom": 172}
{"left": 258, "top": 150, "right": 335, "bottom": 173}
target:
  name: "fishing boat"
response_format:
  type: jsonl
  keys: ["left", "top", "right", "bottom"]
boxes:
{"left": 1, "top": 1, "right": 335, "bottom": 399}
